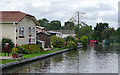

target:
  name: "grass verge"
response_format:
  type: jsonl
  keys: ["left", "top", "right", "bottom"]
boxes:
{"left": 1, "top": 48, "right": 66, "bottom": 64}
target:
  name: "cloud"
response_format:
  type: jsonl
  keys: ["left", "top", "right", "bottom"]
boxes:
{"left": 0, "top": 0, "right": 119, "bottom": 29}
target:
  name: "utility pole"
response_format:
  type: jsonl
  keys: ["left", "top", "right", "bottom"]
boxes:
{"left": 77, "top": 11, "right": 80, "bottom": 25}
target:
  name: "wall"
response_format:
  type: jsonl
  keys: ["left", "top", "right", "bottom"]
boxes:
{"left": 16, "top": 16, "right": 36, "bottom": 45}
{"left": 1, "top": 23, "right": 15, "bottom": 44}
{"left": 37, "top": 33, "right": 50, "bottom": 48}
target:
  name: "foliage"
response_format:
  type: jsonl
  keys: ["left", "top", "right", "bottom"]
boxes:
{"left": 80, "top": 36, "right": 88, "bottom": 46}
{"left": 75, "top": 25, "right": 92, "bottom": 39}
{"left": 67, "top": 41, "right": 77, "bottom": 49}
{"left": 21, "top": 45, "right": 44, "bottom": 54}
{"left": 2, "top": 38, "right": 14, "bottom": 51}
{"left": 38, "top": 18, "right": 61, "bottom": 30}
{"left": 51, "top": 36, "right": 65, "bottom": 48}
{"left": 49, "top": 20, "right": 61, "bottom": 30}
{"left": 64, "top": 21, "right": 75, "bottom": 30}
{"left": 38, "top": 18, "right": 49, "bottom": 28}
{"left": 93, "top": 22, "right": 109, "bottom": 42}
{"left": 101, "top": 28, "right": 115, "bottom": 41}
{"left": 11, "top": 47, "right": 19, "bottom": 54}
{"left": 16, "top": 46, "right": 30, "bottom": 54}
{"left": 116, "top": 28, "right": 120, "bottom": 42}
{"left": 65, "top": 36, "right": 78, "bottom": 46}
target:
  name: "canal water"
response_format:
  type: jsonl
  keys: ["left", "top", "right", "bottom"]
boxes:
{"left": 2, "top": 44, "right": 120, "bottom": 73}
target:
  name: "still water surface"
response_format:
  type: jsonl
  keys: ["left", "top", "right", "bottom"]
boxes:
{"left": 3, "top": 44, "right": 120, "bottom": 73}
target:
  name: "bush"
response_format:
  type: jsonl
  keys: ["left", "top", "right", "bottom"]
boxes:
{"left": 21, "top": 45, "right": 44, "bottom": 54}
{"left": 51, "top": 36, "right": 65, "bottom": 48}
{"left": 65, "top": 36, "right": 77, "bottom": 48}
{"left": 11, "top": 47, "right": 19, "bottom": 54}
{"left": 16, "top": 46, "right": 30, "bottom": 54}
{"left": 67, "top": 41, "right": 77, "bottom": 49}
{"left": 2, "top": 38, "right": 14, "bottom": 51}
{"left": 80, "top": 36, "right": 88, "bottom": 46}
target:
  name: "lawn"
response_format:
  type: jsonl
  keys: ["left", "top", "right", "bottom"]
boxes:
{"left": 1, "top": 48, "right": 66, "bottom": 64}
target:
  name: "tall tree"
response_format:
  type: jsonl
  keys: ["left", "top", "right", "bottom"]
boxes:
{"left": 64, "top": 21, "right": 75, "bottom": 30}
{"left": 93, "top": 22, "right": 109, "bottom": 42}
{"left": 101, "top": 28, "right": 115, "bottom": 41}
{"left": 116, "top": 27, "right": 120, "bottom": 42}
{"left": 49, "top": 20, "right": 61, "bottom": 30}
{"left": 37, "top": 18, "right": 49, "bottom": 28}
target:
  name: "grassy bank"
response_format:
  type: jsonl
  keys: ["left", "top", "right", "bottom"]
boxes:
{"left": 111, "top": 43, "right": 120, "bottom": 45}
{"left": 1, "top": 48, "right": 66, "bottom": 64}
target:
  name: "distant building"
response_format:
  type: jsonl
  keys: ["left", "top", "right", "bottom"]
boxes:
{"left": 48, "top": 30, "right": 75, "bottom": 38}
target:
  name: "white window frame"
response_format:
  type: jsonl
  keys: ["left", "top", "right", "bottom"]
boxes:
{"left": 28, "top": 27, "right": 35, "bottom": 35}
{"left": 19, "top": 26, "right": 24, "bottom": 36}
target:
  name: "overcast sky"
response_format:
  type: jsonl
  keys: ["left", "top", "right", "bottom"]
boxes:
{"left": 0, "top": 0, "right": 119, "bottom": 29}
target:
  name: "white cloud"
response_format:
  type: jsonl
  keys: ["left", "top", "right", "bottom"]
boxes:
{"left": 0, "top": 0, "right": 119, "bottom": 29}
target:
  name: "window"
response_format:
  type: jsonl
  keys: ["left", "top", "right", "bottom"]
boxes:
{"left": 19, "top": 27, "right": 24, "bottom": 36}
{"left": 28, "top": 27, "right": 35, "bottom": 35}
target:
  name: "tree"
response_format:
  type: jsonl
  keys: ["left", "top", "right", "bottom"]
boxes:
{"left": 75, "top": 25, "right": 92, "bottom": 39}
{"left": 38, "top": 18, "right": 49, "bottom": 27}
{"left": 49, "top": 20, "right": 61, "bottom": 30}
{"left": 64, "top": 21, "right": 75, "bottom": 30}
{"left": 101, "top": 28, "right": 115, "bottom": 41}
{"left": 116, "top": 28, "right": 120, "bottom": 42}
{"left": 93, "top": 22, "right": 109, "bottom": 42}
{"left": 80, "top": 36, "right": 88, "bottom": 46}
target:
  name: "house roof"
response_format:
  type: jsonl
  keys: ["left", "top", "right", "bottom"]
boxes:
{"left": 37, "top": 32, "right": 51, "bottom": 36}
{"left": 49, "top": 30, "right": 75, "bottom": 34}
{"left": 0, "top": 11, "right": 39, "bottom": 25}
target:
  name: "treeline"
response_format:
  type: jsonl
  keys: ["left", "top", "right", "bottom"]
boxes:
{"left": 38, "top": 18, "right": 75, "bottom": 30}
{"left": 37, "top": 18, "right": 120, "bottom": 43}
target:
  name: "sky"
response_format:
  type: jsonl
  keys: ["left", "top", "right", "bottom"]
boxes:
{"left": 0, "top": 0, "right": 119, "bottom": 29}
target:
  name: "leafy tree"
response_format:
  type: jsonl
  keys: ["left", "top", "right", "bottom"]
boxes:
{"left": 116, "top": 28, "right": 120, "bottom": 42}
{"left": 80, "top": 36, "right": 88, "bottom": 46}
{"left": 64, "top": 21, "right": 75, "bottom": 30}
{"left": 49, "top": 20, "right": 61, "bottom": 30}
{"left": 75, "top": 25, "right": 92, "bottom": 39}
{"left": 38, "top": 18, "right": 49, "bottom": 28}
{"left": 93, "top": 22, "right": 109, "bottom": 42}
{"left": 101, "top": 28, "right": 115, "bottom": 41}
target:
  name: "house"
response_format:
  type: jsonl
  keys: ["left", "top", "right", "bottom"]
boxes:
{"left": 47, "top": 31, "right": 62, "bottom": 37}
{"left": 36, "top": 32, "right": 51, "bottom": 48}
{"left": 36, "top": 26, "right": 47, "bottom": 33}
{"left": 48, "top": 30, "right": 75, "bottom": 38}
{"left": 0, "top": 11, "right": 39, "bottom": 46}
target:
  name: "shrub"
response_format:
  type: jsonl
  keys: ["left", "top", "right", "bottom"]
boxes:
{"left": 16, "top": 46, "right": 30, "bottom": 54}
{"left": 80, "top": 36, "right": 88, "bottom": 46}
{"left": 51, "top": 36, "right": 65, "bottom": 48}
{"left": 65, "top": 36, "right": 77, "bottom": 48}
{"left": 67, "top": 41, "right": 77, "bottom": 49}
{"left": 11, "top": 47, "right": 19, "bottom": 54}
{"left": 2, "top": 38, "right": 14, "bottom": 51}
{"left": 21, "top": 45, "right": 44, "bottom": 53}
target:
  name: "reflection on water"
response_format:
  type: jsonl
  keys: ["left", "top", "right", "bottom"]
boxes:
{"left": 3, "top": 44, "right": 120, "bottom": 73}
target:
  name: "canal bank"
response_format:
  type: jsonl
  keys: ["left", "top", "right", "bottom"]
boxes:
{"left": 1, "top": 46, "right": 83, "bottom": 69}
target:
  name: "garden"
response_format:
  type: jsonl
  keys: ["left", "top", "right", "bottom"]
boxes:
{"left": 1, "top": 36, "right": 84, "bottom": 64}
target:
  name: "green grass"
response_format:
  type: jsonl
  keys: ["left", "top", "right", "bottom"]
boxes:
{"left": 111, "top": 43, "right": 120, "bottom": 45}
{"left": 1, "top": 48, "right": 66, "bottom": 64}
